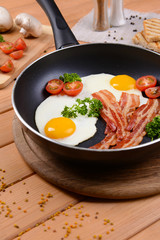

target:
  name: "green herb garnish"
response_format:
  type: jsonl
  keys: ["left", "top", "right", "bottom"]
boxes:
{"left": 145, "top": 115, "right": 160, "bottom": 140}
{"left": 0, "top": 34, "right": 5, "bottom": 42}
{"left": 59, "top": 73, "right": 82, "bottom": 83}
{"left": 61, "top": 97, "right": 103, "bottom": 118}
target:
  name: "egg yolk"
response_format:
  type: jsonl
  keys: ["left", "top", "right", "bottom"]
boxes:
{"left": 44, "top": 117, "right": 76, "bottom": 139}
{"left": 110, "top": 75, "right": 136, "bottom": 91}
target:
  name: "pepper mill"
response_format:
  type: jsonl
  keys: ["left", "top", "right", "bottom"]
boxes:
{"left": 110, "top": 0, "right": 126, "bottom": 26}
{"left": 93, "top": 0, "right": 110, "bottom": 31}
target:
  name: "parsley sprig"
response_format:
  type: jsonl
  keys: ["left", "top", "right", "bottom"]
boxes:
{"left": 146, "top": 115, "right": 160, "bottom": 140}
{"left": 59, "top": 73, "right": 81, "bottom": 83}
{"left": 0, "top": 34, "right": 5, "bottom": 42}
{"left": 61, "top": 97, "right": 103, "bottom": 118}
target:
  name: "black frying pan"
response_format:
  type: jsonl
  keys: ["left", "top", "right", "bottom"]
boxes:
{"left": 12, "top": 0, "right": 160, "bottom": 165}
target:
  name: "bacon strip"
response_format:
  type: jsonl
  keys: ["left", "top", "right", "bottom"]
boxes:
{"left": 90, "top": 131, "right": 117, "bottom": 150}
{"left": 92, "top": 90, "right": 127, "bottom": 140}
{"left": 127, "top": 99, "right": 160, "bottom": 131}
{"left": 103, "top": 92, "right": 140, "bottom": 135}
{"left": 119, "top": 92, "right": 140, "bottom": 123}
{"left": 90, "top": 91, "right": 140, "bottom": 149}
{"left": 90, "top": 89, "right": 160, "bottom": 150}
{"left": 113, "top": 99, "right": 160, "bottom": 148}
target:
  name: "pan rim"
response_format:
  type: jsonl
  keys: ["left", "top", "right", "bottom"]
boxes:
{"left": 12, "top": 42, "right": 160, "bottom": 153}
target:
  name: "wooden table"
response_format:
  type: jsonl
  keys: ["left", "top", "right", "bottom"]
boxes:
{"left": 0, "top": 0, "right": 160, "bottom": 239}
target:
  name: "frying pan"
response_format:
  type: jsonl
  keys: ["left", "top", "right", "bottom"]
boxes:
{"left": 12, "top": 0, "right": 160, "bottom": 166}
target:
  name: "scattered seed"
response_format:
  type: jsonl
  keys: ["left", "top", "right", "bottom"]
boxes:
{"left": 14, "top": 224, "right": 19, "bottom": 228}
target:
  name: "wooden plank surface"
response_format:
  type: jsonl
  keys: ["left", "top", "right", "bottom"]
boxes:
{"left": 0, "top": 175, "right": 81, "bottom": 240}
{"left": 0, "top": 81, "right": 14, "bottom": 114}
{"left": 129, "top": 220, "right": 160, "bottom": 240}
{"left": 0, "top": 0, "right": 160, "bottom": 240}
{"left": 10, "top": 195, "right": 160, "bottom": 240}
{"left": 0, "top": 110, "right": 14, "bottom": 147}
{"left": 0, "top": 143, "right": 33, "bottom": 184}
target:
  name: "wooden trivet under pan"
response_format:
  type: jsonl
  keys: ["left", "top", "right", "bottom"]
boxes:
{"left": 13, "top": 116, "right": 160, "bottom": 199}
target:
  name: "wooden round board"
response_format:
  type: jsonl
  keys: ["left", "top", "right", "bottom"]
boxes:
{"left": 13, "top": 116, "right": 160, "bottom": 199}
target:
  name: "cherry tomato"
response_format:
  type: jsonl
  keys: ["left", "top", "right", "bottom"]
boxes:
{"left": 136, "top": 75, "right": 157, "bottom": 91}
{"left": 0, "top": 59, "right": 14, "bottom": 73}
{"left": 46, "top": 79, "right": 64, "bottom": 95}
{"left": 63, "top": 81, "right": 83, "bottom": 96}
{"left": 145, "top": 86, "right": 160, "bottom": 99}
{"left": 0, "top": 42, "right": 5, "bottom": 47}
{"left": 14, "top": 38, "right": 27, "bottom": 50}
{"left": 10, "top": 50, "right": 23, "bottom": 60}
{"left": 0, "top": 41, "right": 15, "bottom": 54}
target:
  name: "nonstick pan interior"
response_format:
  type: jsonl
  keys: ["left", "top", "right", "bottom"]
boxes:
{"left": 13, "top": 43, "right": 160, "bottom": 150}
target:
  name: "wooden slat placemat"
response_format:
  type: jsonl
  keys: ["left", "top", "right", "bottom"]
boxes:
{"left": 13, "top": 116, "right": 160, "bottom": 200}
{"left": 0, "top": 24, "right": 53, "bottom": 88}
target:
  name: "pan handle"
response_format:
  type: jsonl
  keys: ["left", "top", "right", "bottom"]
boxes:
{"left": 36, "top": 0, "right": 79, "bottom": 49}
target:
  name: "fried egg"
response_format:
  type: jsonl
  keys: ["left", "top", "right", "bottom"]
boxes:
{"left": 35, "top": 73, "right": 148, "bottom": 146}
{"left": 35, "top": 94, "right": 97, "bottom": 146}
{"left": 82, "top": 73, "right": 147, "bottom": 105}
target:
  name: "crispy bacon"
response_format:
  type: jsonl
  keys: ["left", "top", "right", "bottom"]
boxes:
{"left": 90, "top": 89, "right": 160, "bottom": 150}
{"left": 92, "top": 90, "right": 127, "bottom": 140}
{"left": 103, "top": 92, "right": 140, "bottom": 135}
{"left": 119, "top": 92, "right": 140, "bottom": 122}
{"left": 127, "top": 99, "right": 160, "bottom": 131}
{"left": 113, "top": 99, "right": 160, "bottom": 148}
{"left": 90, "top": 131, "right": 117, "bottom": 149}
